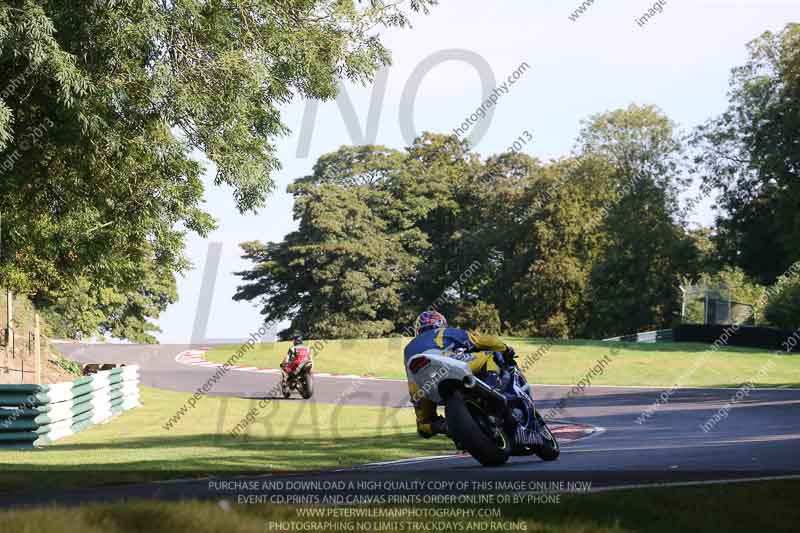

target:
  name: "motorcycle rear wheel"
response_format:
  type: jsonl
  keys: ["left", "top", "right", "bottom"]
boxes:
{"left": 300, "top": 371, "right": 314, "bottom": 399}
{"left": 445, "top": 390, "right": 510, "bottom": 467}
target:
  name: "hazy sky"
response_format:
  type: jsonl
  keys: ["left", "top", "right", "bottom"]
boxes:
{"left": 154, "top": 0, "right": 798, "bottom": 343}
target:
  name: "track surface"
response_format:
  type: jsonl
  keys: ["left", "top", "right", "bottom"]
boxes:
{"left": 4, "top": 343, "right": 798, "bottom": 506}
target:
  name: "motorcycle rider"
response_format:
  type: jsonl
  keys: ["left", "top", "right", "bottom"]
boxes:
{"left": 404, "top": 311, "right": 516, "bottom": 439}
{"left": 282, "top": 335, "right": 310, "bottom": 374}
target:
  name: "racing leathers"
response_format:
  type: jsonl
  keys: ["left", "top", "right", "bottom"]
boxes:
{"left": 403, "top": 327, "right": 512, "bottom": 438}
{"left": 282, "top": 344, "right": 310, "bottom": 375}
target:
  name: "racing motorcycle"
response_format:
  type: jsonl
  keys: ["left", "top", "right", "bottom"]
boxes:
{"left": 406, "top": 348, "right": 559, "bottom": 466}
{"left": 280, "top": 348, "right": 314, "bottom": 399}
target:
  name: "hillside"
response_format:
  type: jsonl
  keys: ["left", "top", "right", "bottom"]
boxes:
{"left": 0, "top": 293, "right": 81, "bottom": 385}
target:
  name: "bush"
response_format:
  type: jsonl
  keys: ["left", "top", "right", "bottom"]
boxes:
{"left": 536, "top": 312, "right": 571, "bottom": 339}
{"left": 451, "top": 302, "right": 501, "bottom": 334}
{"left": 49, "top": 353, "right": 83, "bottom": 376}
{"left": 503, "top": 319, "right": 537, "bottom": 337}
{"left": 765, "top": 277, "right": 800, "bottom": 331}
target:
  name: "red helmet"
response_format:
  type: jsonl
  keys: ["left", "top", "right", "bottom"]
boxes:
{"left": 415, "top": 311, "right": 447, "bottom": 335}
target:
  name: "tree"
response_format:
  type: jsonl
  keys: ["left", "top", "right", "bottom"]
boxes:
{"left": 235, "top": 145, "right": 427, "bottom": 339}
{"left": 450, "top": 301, "right": 501, "bottom": 334}
{"left": 489, "top": 155, "right": 615, "bottom": 337}
{"left": 237, "top": 111, "right": 700, "bottom": 340}
{"left": 579, "top": 105, "right": 698, "bottom": 337}
{"left": 0, "top": 0, "right": 434, "bottom": 339}
{"left": 693, "top": 23, "right": 800, "bottom": 284}
{"left": 36, "top": 244, "right": 177, "bottom": 343}
{"left": 401, "top": 133, "right": 484, "bottom": 313}
{"left": 765, "top": 276, "right": 800, "bottom": 331}
{"left": 686, "top": 226, "right": 720, "bottom": 275}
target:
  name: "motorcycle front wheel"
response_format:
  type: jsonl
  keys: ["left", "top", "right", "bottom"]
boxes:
{"left": 533, "top": 410, "right": 560, "bottom": 461}
{"left": 280, "top": 376, "right": 292, "bottom": 398}
{"left": 445, "top": 390, "right": 511, "bottom": 467}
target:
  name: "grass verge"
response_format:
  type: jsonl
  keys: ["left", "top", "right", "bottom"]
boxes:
{"left": 0, "top": 386, "right": 450, "bottom": 493}
{"left": 1, "top": 480, "right": 798, "bottom": 532}
{"left": 206, "top": 337, "right": 800, "bottom": 387}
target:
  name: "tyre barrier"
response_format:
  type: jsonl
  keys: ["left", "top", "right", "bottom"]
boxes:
{"left": 0, "top": 365, "right": 140, "bottom": 448}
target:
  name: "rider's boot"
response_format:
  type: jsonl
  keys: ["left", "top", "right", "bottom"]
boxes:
{"left": 417, "top": 415, "right": 449, "bottom": 439}
{"left": 430, "top": 416, "right": 449, "bottom": 436}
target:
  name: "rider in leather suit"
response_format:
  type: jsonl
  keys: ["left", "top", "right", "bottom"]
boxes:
{"left": 404, "top": 311, "right": 515, "bottom": 438}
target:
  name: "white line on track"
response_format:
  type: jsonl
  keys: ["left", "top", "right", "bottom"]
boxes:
{"left": 341, "top": 454, "right": 459, "bottom": 471}
{"left": 575, "top": 474, "right": 800, "bottom": 493}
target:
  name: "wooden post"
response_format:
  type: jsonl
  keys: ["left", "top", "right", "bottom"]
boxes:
{"left": 35, "top": 313, "right": 41, "bottom": 385}
{"left": 6, "top": 288, "right": 12, "bottom": 360}
{"left": 2, "top": 290, "right": 5, "bottom": 371}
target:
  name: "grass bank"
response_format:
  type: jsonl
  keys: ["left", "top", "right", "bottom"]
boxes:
{"left": 206, "top": 337, "right": 800, "bottom": 388}
{"left": 0, "top": 386, "right": 450, "bottom": 493}
{"left": 1, "top": 480, "right": 798, "bottom": 532}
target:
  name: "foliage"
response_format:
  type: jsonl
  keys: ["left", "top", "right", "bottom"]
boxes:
{"left": 0, "top": 0, "right": 433, "bottom": 339}
{"left": 537, "top": 312, "right": 570, "bottom": 339}
{"left": 765, "top": 276, "right": 800, "bottom": 331}
{"left": 37, "top": 246, "right": 177, "bottom": 343}
{"left": 450, "top": 301, "right": 501, "bottom": 334}
{"left": 693, "top": 23, "right": 800, "bottom": 284}
{"left": 48, "top": 352, "right": 82, "bottom": 376}
{"left": 498, "top": 155, "right": 616, "bottom": 338}
{"left": 237, "top": 117, "right": 698, "bottom": 339}
{"left": 686, "top": 227, "right": 721, "bottom": 274}
{"left": 580, "top": 105, "right": 697, "bottom": 338}
{"left": 235, "top": 144, "right": 429, "bottom": 339}
{"left": 682, "top": 267, "right": 767, "bottom": 325}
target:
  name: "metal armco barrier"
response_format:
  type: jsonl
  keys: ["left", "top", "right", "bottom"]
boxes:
{"left": 0, "top": 365, "right": 140, "bottom": 448}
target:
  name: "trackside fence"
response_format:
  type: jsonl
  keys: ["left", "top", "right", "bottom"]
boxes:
{"left": 0, "top": 365, "right": 140, "bottom": 448}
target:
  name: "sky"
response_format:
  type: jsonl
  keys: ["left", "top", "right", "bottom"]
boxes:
{"left": 154, "top": 0, "right": 799, "bottom": 343}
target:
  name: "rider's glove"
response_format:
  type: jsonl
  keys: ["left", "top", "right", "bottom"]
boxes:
{"left": 503, "top": 345, "right": 516, "bottom": 360}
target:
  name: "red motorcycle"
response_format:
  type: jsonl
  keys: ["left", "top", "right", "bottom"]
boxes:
{"left": 280, "top": 347, "right": 314, "bottom": 399}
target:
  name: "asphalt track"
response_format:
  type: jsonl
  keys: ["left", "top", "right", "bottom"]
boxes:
{"left": 3, "top": 343, "right": 799, "bottom": 506}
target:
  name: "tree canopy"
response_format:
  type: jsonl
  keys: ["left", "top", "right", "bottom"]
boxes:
{"left": 236, "top": 106, "right": 700, "bottom": 340}
{"left": 0, "top": 0, "right": 434, "bottom": 340}
{"left": 693, "top": 23, "right": 800, "bottom": 285}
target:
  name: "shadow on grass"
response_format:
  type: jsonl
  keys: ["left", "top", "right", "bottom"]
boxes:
{"left": 502, "top": 480, "right": 800, "bottom": 533}
{"left": 0, "top": 431, "right": 451, "bottom": 494}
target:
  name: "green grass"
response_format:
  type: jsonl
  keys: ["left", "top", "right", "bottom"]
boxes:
{"left": 207, "top": 337, "right": 800, "bottom": 388}
{"left": 0, "top": 386, "right": 451, "bottom": 493}
{"left": 1, "top": 480, "right": 799, "bottom": 532}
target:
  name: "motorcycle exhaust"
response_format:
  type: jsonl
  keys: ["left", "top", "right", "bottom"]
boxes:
{"left": 463, "top": 375, "right": 507, "bottom": 407}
